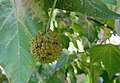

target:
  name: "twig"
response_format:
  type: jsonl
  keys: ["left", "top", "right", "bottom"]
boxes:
{"left": 46, "top": 0, "right": 58, "bottom": 32}
{"left": 87, "top": 17, "right": 113, "bottom": 30}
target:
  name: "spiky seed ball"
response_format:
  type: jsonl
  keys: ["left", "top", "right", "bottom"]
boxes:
{"left": 30, "top": 30, "right": 63, "bottom": 64}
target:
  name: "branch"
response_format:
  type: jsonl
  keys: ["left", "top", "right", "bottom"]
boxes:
{"left": 46, "top": 0, "right": 58, "bottom": 32}
{"left": 87, "top": 17, "right": 113, "bottom": 30}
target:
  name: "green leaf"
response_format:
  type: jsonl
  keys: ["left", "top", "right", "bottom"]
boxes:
{"left": 78, "top": 15, "right": 98, "bottom": 43}
{"left": 61, "top": 35, "right": 70, "bottom": 48}
{"left": 71, "top": 39, "right": 79, "bottom": 49}
{"left": 100, "top": 71, "right": 116, "bottom": 83}
{"left": 28, "top": 76, "right": 38, "bottom": 83}
{"left": 88, "top": 44, "right": 120, "bottom": 79}
{"left": 55, "top": 49, "right": 77, "bottom": 70}
{"left": 45, "top": 75, "right": 62, "bottom": 83}
{"left": 71, "top": 23, "right": 83, "bottom": 37}
{"left": 115, "top": 19, "right": 120, "bottom": 36}
{"left": 82, "top": 23, "right": 97, "bottom": 43}
{"left": 92, "top": 65, "right": 103, "bottom": 83}
{"left": 115, "top": 77, "right": 120, "bottom": 83}
{"left": 0, "top": 69, "right": 8, "bottom": 82}
{"left": 0, "top": 0, "right": 49, "bottom": 82}
{"left": 80, "top": 75, "right": 89, "bottom": 83}
{"left": 38, "top": 50, "right": 76, "bottom": 78}
{"left": 0, "top": 1, "right": 36, "bottom": 83}
{"left": 81, "top": 36, "right": 91, "bottom": 50}
{"left": 101, "top": 0, "right": 117, "bottom": 5}
{"left": 68, "top": 66, "right": 76, "bottom": 83}
{"left": 102, "top": 28, "right": 111, "bottom": 39}
{"left": 24, "top": 13, "right": 44, "bottom": 35}
{"left": 117, "top": 0, "right": 120, "bottom": 6}
{"left": 39, "top": 63, "right": 56, "bottom": 77}
{"left": 54, "top": 0, "right": 120, "bottom": 19}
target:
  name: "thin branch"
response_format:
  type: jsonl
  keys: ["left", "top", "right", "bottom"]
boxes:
{"left": 46, "top": 0, "right": 58, "bottom": 32}
{"left": 87, "top": 17, "right": 113, "bottom": 30}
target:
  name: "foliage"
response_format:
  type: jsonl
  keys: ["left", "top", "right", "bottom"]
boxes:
{"left": 0, "top": 0, "right": 120, "bottom": 83}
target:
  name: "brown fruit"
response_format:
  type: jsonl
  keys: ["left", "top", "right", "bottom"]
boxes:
{"left": 30, "top": 29, "right": 63, "bottom": 64}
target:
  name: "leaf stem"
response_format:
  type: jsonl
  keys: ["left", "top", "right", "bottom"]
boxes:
{"left": 90, "top": 63, "right": 93, "bottom": 83}
{"left": 46, "top": 0, "right": 58, "bottom": 32}
{"left": 89, "top": 58, "right": 94, "bottom": 83}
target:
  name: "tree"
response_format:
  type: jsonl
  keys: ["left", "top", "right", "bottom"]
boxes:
{"left": 0, "top": 0, "right": 120, "bottom": 83}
